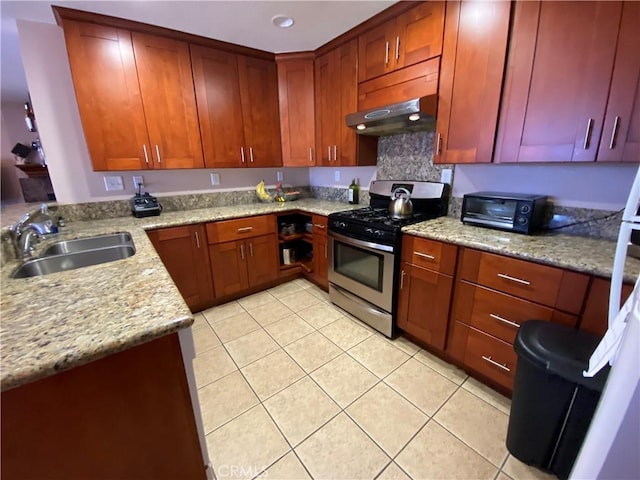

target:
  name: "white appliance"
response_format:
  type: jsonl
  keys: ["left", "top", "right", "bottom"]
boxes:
{"left": 570, "top": 166, "right": 640, "bottom": 479}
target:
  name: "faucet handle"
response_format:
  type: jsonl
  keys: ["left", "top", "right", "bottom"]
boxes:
{"left": 10, "top": 213, "right": 31, "bottom": 233}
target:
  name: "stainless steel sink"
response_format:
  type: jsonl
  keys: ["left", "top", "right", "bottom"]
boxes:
{"left": 11, "top": 245, "right": 136, "bottom": 279}
{"left": 42, "top": 232, "right": 133, "bottom": 256}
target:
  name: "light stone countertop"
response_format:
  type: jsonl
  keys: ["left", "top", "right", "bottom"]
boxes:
{"left": 403, "top": 217, "right": 640, "bottom": 284}
{"left": 0, "top": 199, "right": 358, "bottom": 391}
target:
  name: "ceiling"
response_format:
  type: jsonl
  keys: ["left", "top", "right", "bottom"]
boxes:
{"left": 0, "top": 1, "right": 396, "bottom": 102}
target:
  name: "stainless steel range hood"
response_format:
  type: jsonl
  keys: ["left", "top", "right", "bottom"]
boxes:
{"left": 345, "top": 95, "right": 437, "bottom": 136}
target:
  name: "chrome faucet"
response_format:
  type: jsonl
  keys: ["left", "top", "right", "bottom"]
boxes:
{"left": 9, "top": 205, "right": 56, "bottom": 259}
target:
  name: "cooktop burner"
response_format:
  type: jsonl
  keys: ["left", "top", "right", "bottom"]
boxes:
{"left": 340, "top": 207, "right": 435, "bottom": 228}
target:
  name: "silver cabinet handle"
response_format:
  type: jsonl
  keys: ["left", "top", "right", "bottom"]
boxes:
{"left": 155, "top": 144, "right": 161, "bottom": 164}
{"left": 489, "top": 313, "right": 520, "bottom": 328}
{"left": 142, "top": 145, "right": 150, "bottom": 164}
{"left": 314, "top": 224, "right": 326, "bottom": 230}
{"left": 497, "top": 273, "right": 531, "bottom": 286}
{"left": 324, "top": 243, "right": 328, "bottom": 259}
{"left": 240, "top": 243, "right": 245, "bottom": 260}
{"left": 241, "top": 147, "right": 245, "bottom": 163}
{"left": 237, "top": 226, "right": 253, "bottom": 233}
{"left": 194, "top": 231, "right": 200, "bottom": 249}
{"left": 327, "top": 146, "right": 332, "bottom": 162}
{"left": 482, "top": 355, "right": 511, "bottom": 372}
{"left": 583, "top": 118, "right": 593, "bottom": 149}
{"left": 385, "top": 41, "right": 389, "bottom": 65}
{"left": 400, "top": 269, "right": 406, "bottom": 290}
{"left": 333, "top": 145, "right": 337, "bottom": 162}
{"left": 395, "top": 36, "right": 400, "bottom": 61}
{"left": 249, "top": 147, "right": 254, "bottom": 163}
{"left": 436, "top": 133, "right": 442, "bottom": 155}
{"left": 414, "top": 251, "right": 435, "bottom": 260}
{"left": 309, "top": 147, "right": 313, "bottom": 162}
{"left": 609, "top": 116, "right": 620, "bottom": 149}
{"left": 249, "top": 242, "right": 254, "bottom": 257}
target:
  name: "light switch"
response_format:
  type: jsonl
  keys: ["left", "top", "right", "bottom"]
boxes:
{"left": 133, "top": 176, "right": 144, "bottom": 189}
{"left": 104, "top": 175, "right": 124, "bottom": 191}
{"left": 334, "top": 170, "right": 340, "bottom": 182}
{"left": 440, "top": 168, "right": 452, "bottom": 184}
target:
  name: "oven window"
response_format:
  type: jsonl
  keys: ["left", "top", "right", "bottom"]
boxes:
{"left": 334, "top": 241, "right": 384, "bottom": 291}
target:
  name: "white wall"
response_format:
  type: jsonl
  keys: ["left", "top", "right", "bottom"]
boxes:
{"left": 309, "top": 166, "right": 377, "bottom": 189}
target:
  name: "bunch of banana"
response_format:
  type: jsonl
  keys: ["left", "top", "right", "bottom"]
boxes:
{"left": 255, "top": 180, "right": 272, "bottom": 202}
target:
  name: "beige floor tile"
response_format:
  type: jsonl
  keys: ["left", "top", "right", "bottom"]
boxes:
{"left": 264, "top": 377, "right": 340, "bottom": 447}
{"left": 462, "top": 376, "right": 512, "bottom": 415}
{"left": 310, "top": 353, "right": 378, "bottom": 407}
{"left": 297, "top": 302, "right": 344, "bottom": 329}
{"left": 191, "top": 313, "right": 209, "bottom": 330}
{"left": 414, "top": 348, "right": 468, "bottom": 385}
{"left": 295, "top": 413, "right": 389, "bottom": 480}
{"left": 238, "top": 291, "right": 276, "bottom": 311}
{"left": 211, "top": 312, "right": 260, "bottom": 343}
{"left": 264, "top": 315, "right": 315, "bottom": 347}
{"left": 246, "top": 300, "right": 295, "bottom": 327}
{"left": 198, "top": 371, "right": 258, "bottom": 434}
{"left": 396, "top": 421, "right": 497, "bottom": 480}
{"left": 225, "top": 329, "right": 280, "bottom": 368}
{"left": 385, "top": 358, "right": 457, "bottom": 415}
{"left": 256, "top": 451, "right": 310, "bottom": 480}
{"left": 192, "top": 325, "right": 221, "bottom": 354}
{"left": 502, "top": 455, "right": 557, "bottom": 480}
{"left": 241, "top": 349, "right": 305, "bottom": 400}
{"left": 435, "top": 388, "right": 509, "bottom": 467}
{"left": 346, "top": 382, "right": 428, "bottom": 457}
{"left": 291, "top": 278, "right": 315, "bottom": 290}
{"left": 278, "top": 290, "right": 323, "bottom": 312}
{"left": 202, "top": 301, "right": 245, "bottom": 325}
{"left": 268, "top": 281, "right": 305, "bottom": 299}
{"left": 498, "top": 472, "right": 514, "bottom": 480}
{"left": 206, "top": 405, "right": 290, "bottom": 480}
{"left": 385, "top": 334, "right": 421, "bottom": 356}
{"left": 348, "top": 335, "right": 410, "bottom": 378}
{"left": 193, "top": 345, "right": 237, "bottom": 388}
{"left": 319, "top": 316, "right": 372, "bottom": 350}
{"left": 377, "top": 462, "right": 411, "bottom": 480}
{"left": 284, "top": 331, "right": 342, "bottom": 373}
{"left": 306, "top": 286, "right": 330, "bottom": 301}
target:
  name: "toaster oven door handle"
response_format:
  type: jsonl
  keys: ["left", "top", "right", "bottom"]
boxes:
{"left": 328, "top": 231, "right": 394, "bottom": 253}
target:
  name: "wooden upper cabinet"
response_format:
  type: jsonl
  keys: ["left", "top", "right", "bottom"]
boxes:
{"left": 62, "top": 21, "right": 151, "bottom": 171}
{"left": 277, "top": 55, "right": 316, "bottom": 166}
{"left": 190, "top": 46, "right": 246, "bottom": 168}
{"left": 494, "top": 1, "right": 623, "bottom": 163}
{"left": 131, "top": 33, "right": 204, "bottom": 169}
{"left": 315, "top": 51, "right": 338, "bottom": 166}
{"left": 435, "top": 0, "right": 511, "bottom": 164}
{"left": 358, "top": 2, "right": 445, "bottom": 83}
{"left": 237, "top": 56, "right": 283, "bottom": 167}
{"left": 597, "top": 2, "right": 640, "bottom": 163}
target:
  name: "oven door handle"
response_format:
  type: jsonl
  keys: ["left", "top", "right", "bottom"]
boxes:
{"left": 328, "top": 230, "right": 394, "bottom": 253}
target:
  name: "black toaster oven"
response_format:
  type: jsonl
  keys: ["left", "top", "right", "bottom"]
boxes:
{"left": 461, "top": 192, "right": 547, "bottom": 234}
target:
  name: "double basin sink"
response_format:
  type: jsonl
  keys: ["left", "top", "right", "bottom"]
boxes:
{"left": 11, "top": 232, "right": 136, "bottom": 279}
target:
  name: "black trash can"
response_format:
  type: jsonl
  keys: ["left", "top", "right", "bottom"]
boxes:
{"left": 506, "top": 320, "right": 610, "bottom": 480}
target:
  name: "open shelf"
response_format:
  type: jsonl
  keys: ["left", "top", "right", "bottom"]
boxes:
{"left": 278, "top": 233, "right": 313, "bottom": 243}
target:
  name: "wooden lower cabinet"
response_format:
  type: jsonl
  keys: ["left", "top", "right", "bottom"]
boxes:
{"left": 147, "top": 224, "right": 214, "bottom": 312}
{"left": 579, "top": 276, "right": 633, "bottom": 336}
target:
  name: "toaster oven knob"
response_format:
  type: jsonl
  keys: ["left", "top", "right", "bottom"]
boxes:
{"left": 517, "top": 216, "right": 528, "bottom": 225}
{"left": 520, "top": 204, "right": 531, "bottom": 214}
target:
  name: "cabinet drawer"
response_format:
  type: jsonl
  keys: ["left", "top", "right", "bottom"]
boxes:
{"left": 402, "top": 235, "right": 457, "bottom": 275}
{"left": 312, "top": 214, "right": 328, "bottom": 236}
{"left": 206, "top": 215, "right": 275, "bottom": 244}
{"left": 464, "top": 326, "right": 517, "bottom": 391}
{"left": 453, "top": 281, "right": 578, "bottom": 344}
{"left": 459, "top": 248, "right": 589, "bottom": 313}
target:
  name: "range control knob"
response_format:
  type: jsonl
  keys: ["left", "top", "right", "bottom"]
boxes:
{"left": 517, "top": 216, "right": 528, "bottom": 225}
{"left": 520, "top": 204, "right": 531, "bottom": 214}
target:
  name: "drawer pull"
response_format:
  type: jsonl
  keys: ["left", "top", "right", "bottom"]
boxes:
{"left": 314, "top": 224, "right": 326, "bottom": 229}
{"left": 482, "top": 355, "right": 511, "bottom": 372}
{"left": 237, "top": 227, "right": 253, "bottom": 233}
{"left": 414, "top": 251, "right": 435, "bottom": 260}
{"left": 400, "top": 269, "right": 406, "bottom": 290}
{"left": 194, "top": 231, "right": 200, "bottom": 249}
{"left": 497, "top": 273, "right": 531, "bottom": 286}
{"left": 489, "top": 313, "right": 520, "bottom": 328}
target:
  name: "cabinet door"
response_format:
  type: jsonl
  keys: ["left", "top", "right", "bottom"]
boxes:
{"left": 62, "top": 21, "right": 151, "bottom": 171}
{"left": 358, "top": 18, "right": 396, "bottom": 82}
{"left": 132, "top": 33, "right": 204, "bottom": 169}
{"left": 313, "top": 234, "right": 328, "bottom": 289}
{"left": 396, "top": 262, "right": 453, "bottom": 351}
{"left": 238, "top": 56, "right": 283, "bottom": 167}
{"left": 246, "top": 235, "right": 278, "bottom": 287}
{"left": 277, "top": 57, "right": 316, "bottom": 166}
{"left": 209, "top": 240, "right": 249, "bottom": 297}
{"left": 315, "top": 51, "right": 338, "bottom": 166}
{"left": 337, "top": 40, "right": 358, "bottom": 166}
{"left": 394, "top": 1, "right": 445, "bottom": 71}
{"left": 580, "top": 277, "right": 633, "bottom": 336}
{"left": 495, "top": 1, "right": 622, "bottom": 163}
{"left": 597, "top": 2, "right": 640, "bottom": 163}
{"left": 435, "top": 0, "right": 510, "bottom": 164}
{"left": 147, "top": 225, "right": 214, "bottom": 312}
{"left": 191, "top": 45, "right": 246, "bottom": 168}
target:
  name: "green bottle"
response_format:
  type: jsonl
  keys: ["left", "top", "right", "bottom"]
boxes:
{"left": 348, "top": 178, "right": 359, "bottom": 204}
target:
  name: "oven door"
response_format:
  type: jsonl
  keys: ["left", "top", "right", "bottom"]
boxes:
{"left": 328, "top": 231, "right": 395, "bottom": 312}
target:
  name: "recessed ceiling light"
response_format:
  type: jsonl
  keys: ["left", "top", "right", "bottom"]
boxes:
{"left": 272, "top": 15, "right": 294, "bottom": 28}
{"left": 357, "top": 124, "right": 366, "bottom": 131}
{"left": 408, "top": 113, "right": 420, "bottom": 121}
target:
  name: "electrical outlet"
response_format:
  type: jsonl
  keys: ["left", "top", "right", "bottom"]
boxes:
{"left": 276, "top": 171, "right": 283, "bottom": 182}
{"left": 210, "top": 173, "right": 220, "bottom": 185}
{"left": 334, "top": 170, "right": 340, "bottom": 182}
{"left": 104, "top": 175, "right": 124, "bottom": 191}
{"left": 440, "top": 168, "right": 452, "bottom": 184}
{"left": 133, "top": 176, "right": 144, "bottom": 189}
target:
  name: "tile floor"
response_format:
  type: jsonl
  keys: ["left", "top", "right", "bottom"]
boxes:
{"left": 191, "top": 279, "right": 556, "bottom": 480}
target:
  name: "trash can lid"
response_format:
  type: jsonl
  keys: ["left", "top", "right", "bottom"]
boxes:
{"left": 514, "top": 320, "right": 609, "bottom": 391}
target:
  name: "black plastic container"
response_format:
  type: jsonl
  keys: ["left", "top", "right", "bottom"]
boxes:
{"left": 506, "top": 320, "right": 610, "bottom": 480}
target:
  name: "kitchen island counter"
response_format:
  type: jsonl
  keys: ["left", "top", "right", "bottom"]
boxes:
{"left": 0, "top": 199, "right": 357, "bottom": 391}
{"left": 404, "top": 216, "right": 640, "bottom": 284}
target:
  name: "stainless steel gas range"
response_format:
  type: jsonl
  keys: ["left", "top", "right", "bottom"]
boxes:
{"left": 328, "top": 180, "right": 448, "bottom": 337}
